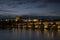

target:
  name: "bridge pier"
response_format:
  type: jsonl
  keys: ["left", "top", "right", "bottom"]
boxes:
{"left": 39, "top": 20, "right": 44, "bottom": 30}
{"left": 47, "top": 22, "right": 58, "bottom": 30}
{"left": 47, "top": 23, "right": 52, "bottom": 30}
{"left": 51, "top": 22, "right": 58, "bottom": 30}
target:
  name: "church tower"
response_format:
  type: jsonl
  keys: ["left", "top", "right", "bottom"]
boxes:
{"left": 15, "top": 16, "right": 20, "bottom": 22}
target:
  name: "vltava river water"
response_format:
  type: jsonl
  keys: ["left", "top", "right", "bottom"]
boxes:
{"left": 0, "top": 28, "right": 60, "bottom": 40}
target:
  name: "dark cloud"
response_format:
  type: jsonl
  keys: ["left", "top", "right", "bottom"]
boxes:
{"left": 50, "top": 10, "right": 60, "bottom": 15}
{"left": 0, "top": 0, "right": 60, "bottom": 4}
{"left": 11, "top": 0, "right": 60, "bottom": 3}
{"left": 0, "top": 0, "right": 60, "bottom": 8}
{"left": 36, "top": 2, "right": 47, "bottom": 8}
{"left": 48, "top": 0, "right": 60, "bottom": 3}
{"left": 0, "top": 0, "right": 60, "bottom": 16}
{"left": 0, "top": 8, "right": 17, "bottom": 12}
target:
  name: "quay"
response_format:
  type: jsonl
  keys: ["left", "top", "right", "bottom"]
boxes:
{"left": 0, "top": 16, "right": 60, "bottom": 30}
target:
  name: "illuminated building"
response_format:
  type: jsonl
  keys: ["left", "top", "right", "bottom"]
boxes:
{"left": 33, "top": 19, "right": 38, "bottom": 22}
{"left": 15, "top": 16, "right": 20, "bottom": 22}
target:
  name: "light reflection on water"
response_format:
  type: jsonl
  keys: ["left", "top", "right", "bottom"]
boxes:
{"left": 0, "top": 28, "right": 60, "bottom": 40}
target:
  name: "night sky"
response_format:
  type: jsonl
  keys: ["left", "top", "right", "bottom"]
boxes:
{"left": 0, "top": 0, "right": 60, "bottom": 16}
